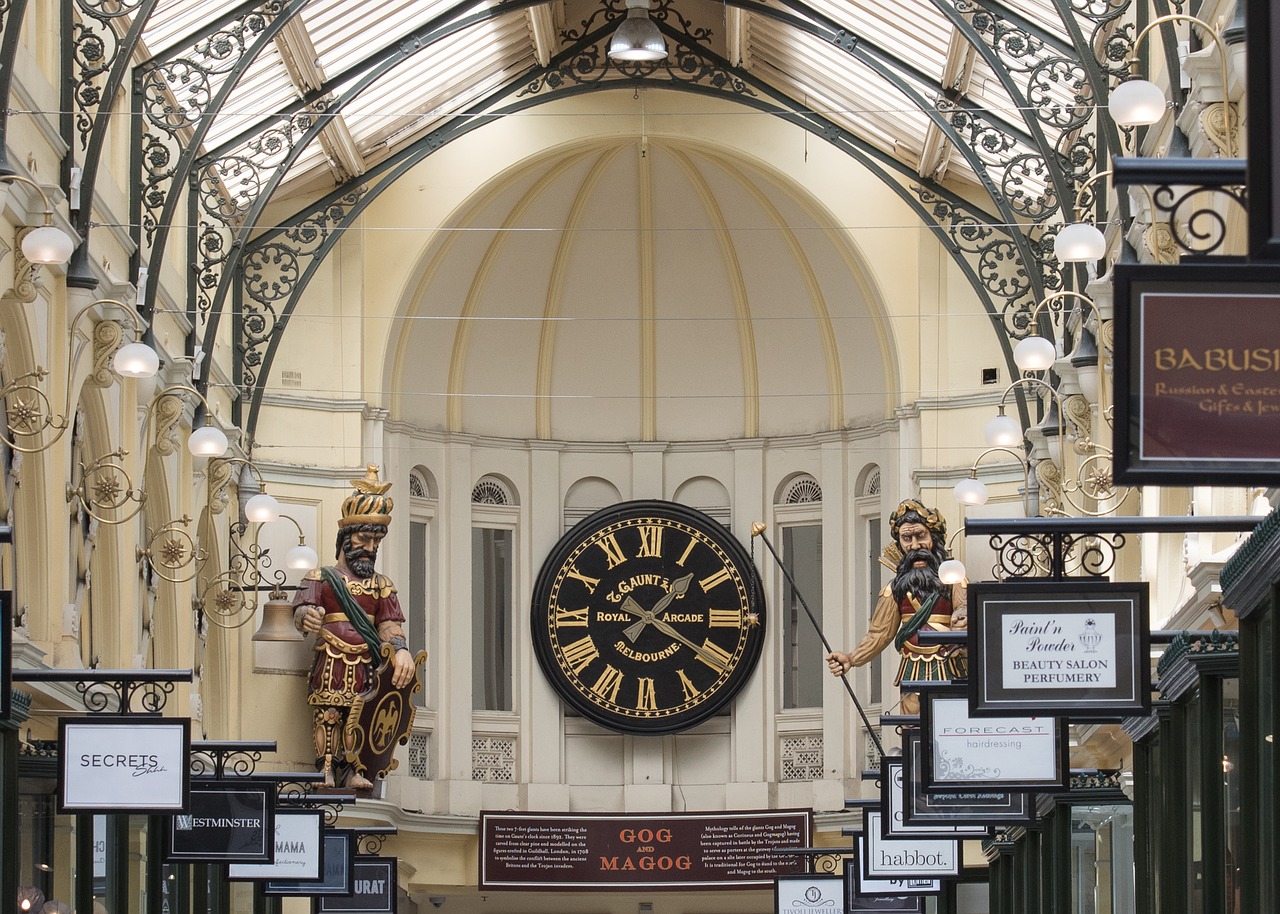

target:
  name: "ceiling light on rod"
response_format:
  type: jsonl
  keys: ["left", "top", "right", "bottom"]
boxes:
{"left": 609, "top": 0, "right": 667, "bottom": 62}
{"left": 1109, "top": 14, "right": 1236, "bottom": 157}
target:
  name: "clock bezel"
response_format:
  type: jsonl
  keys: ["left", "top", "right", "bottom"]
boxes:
{"left": 530, "top": 499, "right": 766, "bottom": 734}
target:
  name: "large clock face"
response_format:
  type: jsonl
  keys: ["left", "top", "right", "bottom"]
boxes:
{"left": 531, "top": 500, "right": 765, "bottom": 734}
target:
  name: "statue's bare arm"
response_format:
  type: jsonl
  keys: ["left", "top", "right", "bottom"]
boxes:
{"left": 826, "top": 589, "right": 898, "bottom": 675}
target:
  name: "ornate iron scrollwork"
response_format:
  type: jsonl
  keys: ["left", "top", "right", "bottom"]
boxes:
{"left": 986, "top": 531, "right": 1125, "bottom": 580}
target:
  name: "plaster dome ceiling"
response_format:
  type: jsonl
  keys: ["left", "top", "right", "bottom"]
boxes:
{"left": 394, "top": 136, "right": 893, "bottom": 443}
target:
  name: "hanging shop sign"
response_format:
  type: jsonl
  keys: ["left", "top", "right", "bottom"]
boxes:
{"left": 316, "top": 856, "right": 398, "bottom": 914}
{"left": 899, "top": 728, "right": 1034, "bottom": 828}
{"left": 479, "top": 809, "right": 811, "bottom": 890}
{"left": 165, "top": 781, "right": 275, "bottom": 863}
{"left": 228, "top": 810, "right": 325, "bottom": 883}
{"left": 0, "top": 591, "right": 11, "bottom": 721}
{"left": 1247, "top": 0, "right": 1280, "bottom": 258}
{"left": 0, "top": 591, "right": 11, "bottom": 716}
{"left": 265, "top": 830, "right": 354, "bottom": 896}
{"left": 860, "top": 811, "right": 960, "bottom": 882}
{"left": 775, "top": 874, "right": 843, "bottom": 914}
{"left": 1113, "top": 262, "right": 1280, "bottom": 484}
{"left": 849, "top": 835, "right": 941, "bottom": 896}
{"left": 921, "top": 688, "right": 1067, "bottom": 793}
{"left": 844, "top": 854, "right": 929, "bottom": 912}
{"left": 967, "top": 579, "right": 1151, "bottom": 718}
{"left": 58, "top": 716, "right": 191, "bottom": 813}
{"left": 879, "top": 758, "right": 990, "bottom": 839}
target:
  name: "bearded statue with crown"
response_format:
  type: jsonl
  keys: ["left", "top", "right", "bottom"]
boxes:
{"left": 826, "top": 499, "right": 967, "bottom": 715}
{"left": 293, "top": 465, "right": 423, "bottom": 789}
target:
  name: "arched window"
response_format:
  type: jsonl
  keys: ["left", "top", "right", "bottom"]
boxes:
{"left": 472, "top": 475, "right": 518, "bottom": 712}
{"left": 775, "top": 474, "right": 823, "bottom": 710}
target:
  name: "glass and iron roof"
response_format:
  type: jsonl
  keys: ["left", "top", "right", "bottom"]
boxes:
{"left": 126, "top": 0, "right": 1100, "bottom": 213}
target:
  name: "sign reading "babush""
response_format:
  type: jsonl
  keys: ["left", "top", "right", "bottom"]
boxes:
{"left": 58, "top": 716, "right": 190, "bottom": 813}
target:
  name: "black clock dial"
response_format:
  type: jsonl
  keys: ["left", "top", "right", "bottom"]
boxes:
{"left": 531, "top": 500, "right": 765, "bottom": 734}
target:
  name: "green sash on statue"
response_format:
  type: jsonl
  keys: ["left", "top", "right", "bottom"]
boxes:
{"left": 893, "top": 590, "right": 941, "bottom": 651}
{"left": 321, "top": 566, "right": 384, "bottom": 660}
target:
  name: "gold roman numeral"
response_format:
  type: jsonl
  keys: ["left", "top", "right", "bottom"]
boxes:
{"left": 554, "top": 606, "right": 589, "bottom": 627}
{"left": 560, "top": 636, "right": 599, "bottom": 675}
{"left": 697, "top": 639, "right": 733, "bottom": 672}
{"left": 590, "top": 665, "right": 624, "bottom": 703}
{"left": 676, "top": 537, "right": 697, "bottom": 566}
{"left": 637, "top": 677, "right": 658, "bottom": 711}
{"left": 699, "top": 566, "right": 733, "bottom": 591}
{"left": 637, "top": 525, "right": 664, "bottom": 558}
{"left": 677, "top": 669, "right": 700, "bottom": 702}
{"left": 563, "top": 566, "right": 600, "bottom": 594}
{"left": 708, "top": 608, "right": 741, "bottom": 628}
{"left": 596, "top": 534, "right": 627, "bottom": 568}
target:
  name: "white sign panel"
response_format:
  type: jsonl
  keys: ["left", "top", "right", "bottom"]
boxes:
{"left": 60, "top": 717, "right": 190, "bottom": 812}
{"left": 862, "top": 811, "right": 960, "bottom": 880}
{"left": 926, "top": 694, "right": 1064, "bottom": 789}
{"left": 229, "top": 811, "right": 324, "bottom": 882}
{"left": 1000, "top": 612, "right": 1118, "bottom": 688}
{"left": 775, "top": 874, "right": 843, "bottom": 914}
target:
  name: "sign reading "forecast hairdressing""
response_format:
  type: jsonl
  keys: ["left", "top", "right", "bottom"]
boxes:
{"left": 921, "top": 689, "right": 1068, "bottom": 792}
{"left": 58, "top": 716, "right": 190, "bottom": 813}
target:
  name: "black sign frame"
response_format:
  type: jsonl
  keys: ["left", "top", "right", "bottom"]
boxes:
{"left": 164, "top": 780, "right": 275, "bottom": 863}
{"left": 1113, "top": 262, "right": 1280, "bottom": 484}
{"left": 0, "top": 591, "right": 10, "bottom": 721}
{"left": 1247, "top": 0, "right": 1280, "bottom": 258}
{"left": 848, "top": 833, "right": 943, "bottom": 896}
{"left": 920, "top": 686, "right": 1068, "bottom": 793}
{"left": 967, "top": 579, "right": 1151, "bottom": 718}
{"left": 879, "top": 756, "right": 991, "bottom": 840}
{"left": 264, "top": 830, "right": 353, "bottom": 896}
{"left": 315, "top": 856, "right": 398, "bottom": 913}
{"left": 899, "top": 727, "right": 1034, "bottom": 828}
{"left": 58, "top": 715, "right": 191, "bottom": 813}
{"left": 843, "top": 859, "right": 926, "bottom": 913}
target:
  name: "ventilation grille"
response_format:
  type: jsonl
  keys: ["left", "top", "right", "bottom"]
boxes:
{"left": 781, "top": 734, "right": 824, "bottom": 781}
{"left": 280, "top": 369, "right": 303, "bottom": 389}
{"left": 864, "top": 469, "right": 881, "bottom": 497}
{"left": 409, "top": 473, "right": 427, "bottom": 498}
{"left": 408, "top": 731, "right": 431, "bottom": 780}
{"left": 864, "top": 727, "right": 884, "bottom": 771}
{"left": 784, "top": 476, "right": 822, "bottom": 504}
{"left": 471, "top": 478, "right": 512, "bottom": 505}
{"left": 471, "top": 735, "right": 515, "bottom": 782}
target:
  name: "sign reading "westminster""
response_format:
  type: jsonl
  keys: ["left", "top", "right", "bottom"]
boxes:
{"left": 165, "top": 782, "right": 274, "bottom": 863}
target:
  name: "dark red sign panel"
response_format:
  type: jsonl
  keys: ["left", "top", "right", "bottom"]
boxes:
{"left": 1114, "top": 263, "right": 1280, "bottom": 484}
{"left": 479, "top": 809, "right": 811, "bottom": 890}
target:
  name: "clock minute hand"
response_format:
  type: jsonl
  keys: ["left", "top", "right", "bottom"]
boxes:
{"left": 622, "top": 574, "right": 694, "bottom": 642}
{"left": 646, "top": 616, "right": 728, "bottom": 673}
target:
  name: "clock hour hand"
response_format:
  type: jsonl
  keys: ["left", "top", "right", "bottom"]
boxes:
{"left": 622, "top": 574, "right": 693, "bottom": 642}
{"left": 617, "top": 593, "right": 726, "bottom": 672}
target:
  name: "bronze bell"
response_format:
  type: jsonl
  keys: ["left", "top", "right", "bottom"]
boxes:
{"left": 253, "top": 591, "right": 305, "bottom": 642}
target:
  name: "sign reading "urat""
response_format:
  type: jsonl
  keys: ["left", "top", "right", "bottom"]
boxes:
{"left": 1114, "top": 262, "right": 1280, "bottom": 484}
{"left": 479, "top": 809, "right": 811, "bottom": 890}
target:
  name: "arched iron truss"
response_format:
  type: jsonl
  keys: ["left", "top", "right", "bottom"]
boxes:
{"left": 5, "top": 0, "right": 1146, "bottom": 441}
